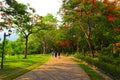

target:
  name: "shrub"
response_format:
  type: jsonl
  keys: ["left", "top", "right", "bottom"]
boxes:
{"left": 98, "top": 55, "right": 120, "bottom": 66}
{"left": 101, "top": 44, "right": 113, "bottom": 56}
{"left": 98, "top": 55, "right": 113, "bottom": 63}
{"left": 113, "top": 50, "right": 120, "bottom": 58}
{"left": 74, "top": 53, "right": 120, "bottom": 80}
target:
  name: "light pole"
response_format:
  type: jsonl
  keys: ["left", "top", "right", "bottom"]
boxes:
{"left": 1, "top": 29, "right": 12, "bottom": 70}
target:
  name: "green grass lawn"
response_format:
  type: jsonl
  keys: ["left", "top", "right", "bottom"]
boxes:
{"left": 0, "top": 54, "right": 50, "bottom": 80}
{"left": 73, "top": 58, "right": 105, "bottom": 80}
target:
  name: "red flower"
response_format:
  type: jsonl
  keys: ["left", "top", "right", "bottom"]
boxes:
{"left": 92, "top": 0, "right": 97, "bottom": 5}
{"left": 108, "top": 17, "right": 114, "bottom": 21}
{"left": 108, "top": 14, "right": 114, "bottom": 21}
{"left": 114, "top": 28, "right": 120, "bottom": 31}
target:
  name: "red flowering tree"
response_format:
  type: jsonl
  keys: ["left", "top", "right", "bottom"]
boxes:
{"left": 56, "top": 39, "right": 71, "bottom": 47}
{"left": 61, "top": 0, "right": 120, "bottom": 57}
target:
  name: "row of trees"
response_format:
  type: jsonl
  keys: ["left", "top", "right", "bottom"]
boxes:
{"left": 56, "top": 0, "right": 120, "bottom": 57}
{"left": 0, "top": 0, "right": 120, "bottom": 78}
{"left": 1, "top": 0, "right": 120, "bottom": 59}
{"left": 0, "top": 0, "right": 57, "bottom": 58}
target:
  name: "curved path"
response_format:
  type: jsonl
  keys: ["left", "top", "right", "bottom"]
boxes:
{"left": 14, "top": 56, "right": 90, "bottom": 80}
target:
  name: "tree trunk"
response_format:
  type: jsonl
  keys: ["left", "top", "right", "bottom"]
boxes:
{"left": 77, "top": 41, "right": 80, "bottom": 53}
{"left": 82, "top": 48, "right": 85, "bottom": 56}
{"left": 24, "top": 36, "right": 28, "bottom": 59}
{"left": 43, "top": 46, "right": 45, "bottom": 54}
{"left": 86, "top": 37, "right": 94, "bottom": 57}
{"left": 87, "top": 18, "right": 94, "bottom": 58}
{"left": 79, "top": 19, "right": 94, "bottom": 57}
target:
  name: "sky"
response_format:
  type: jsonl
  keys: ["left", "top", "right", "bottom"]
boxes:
{"left": 0, "top": 0, "right": 62, "bottom": 41}
{"left": 16, "top": 0, "right": 62, "bottom": 16}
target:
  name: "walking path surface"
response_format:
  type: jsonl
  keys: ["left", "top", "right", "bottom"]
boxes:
{"left": 14, "top": 56, "right": 91, "bottom": 80}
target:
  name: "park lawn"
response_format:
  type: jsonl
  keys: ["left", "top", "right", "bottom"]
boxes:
{"left": 73, "top": 58, "right": 105, "bottom": 80}
{"left": 0, "top": 54, "right": 50, "bottom": 80}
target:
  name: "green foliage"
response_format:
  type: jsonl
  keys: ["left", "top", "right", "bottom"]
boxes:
{"left": 4, "top": 0, "right": 27, "bottom": 15}
{"left": 43, "top": 13, "right": 57, "bottom": 23}
{"left": 73, "top": 59, "right": 105, "bottom": 80}
{"left": 5, "top": 39, "right": 24, "bottom": 56}
{"left": 95, "top": 61, "right": 120, "bottom": 80}
{"left": 0, "top": 54, "right": 50, "bottom": 80}
{"left": 101, "top": 44, "right": 113, "bottom": 55}
{"left": 98, "top": 55, "right": 120, "bottom": 66}
{"left": 12, "top": 3, "right": 27, "bottom": 15}
{"left": 0, "top": 43, "right": 2, "bottom": 57}
{"left": 28, "top": 41, "right": 39, "bottom": 54}
{"left": 1, "top": 1, "right": 120, "bottom": 80}
{"left": 113, "top": 50, "right": 120, "bottom": 58}
{"left": 60, "top": 0, "right": 120, "bottom": 55}
{"left": 74, "top": 53, "right": 120, "bottom": 80}
{"left": 55, "top": 30, "right": 66, "bottom": 41}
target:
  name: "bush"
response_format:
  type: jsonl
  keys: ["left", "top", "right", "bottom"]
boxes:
{"left": 98, "top": 55, "right": 113, "bottom": 63}
{"left": 98, "top": 55, "right": 120, "bottom": 66}
{"left": 113, "top": 50, "right": 120, "bottom": 58}
{"left": 74, "top": 53, "right": 84, "bottom": 59}
{"left": 95, "top": 61, "right": 120, "bottom": 80}
{"left": 74, "top": 53, "right": 120, "bottom": 80}
{"left": 101, "top": 44, "right": 113, "bottom": 56}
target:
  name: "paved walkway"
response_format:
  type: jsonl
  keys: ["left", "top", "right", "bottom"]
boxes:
{"left": 14, "top": 56, "right": 90, "bottom": 80}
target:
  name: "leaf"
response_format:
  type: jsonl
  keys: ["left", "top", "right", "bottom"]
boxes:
{"left": 79, "top": 4, "right": 84, "bottom": 9}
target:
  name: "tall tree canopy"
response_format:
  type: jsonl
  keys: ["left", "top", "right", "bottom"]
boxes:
{"left": 60, "top": 0, "right": 120, "bottom": 57}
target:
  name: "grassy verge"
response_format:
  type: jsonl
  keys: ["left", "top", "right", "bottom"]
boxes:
{"left": 72, "top": 58, "right": 105, "bottom": 80}
{"left": 0, "top": 54, "right": 50, "bottom": 80}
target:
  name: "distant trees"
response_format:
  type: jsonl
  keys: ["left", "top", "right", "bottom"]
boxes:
{"left": 1, "top": 0, "right": 120, "bottom": 58}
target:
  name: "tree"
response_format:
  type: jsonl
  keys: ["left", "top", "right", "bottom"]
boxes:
{"left": 15, "top": 13, "right": 44, "bottom": 59}
{"left": 61, "top": 0, "right": 95, "bottom": 57}
{"left": 31, "top": 13, "right": 57, "bottom": 53}
{"left": 0, "top": 0, "right": 52, "bottom": 58}
{"left": 60, "top": 0, "right": 120, "bottom": 57}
